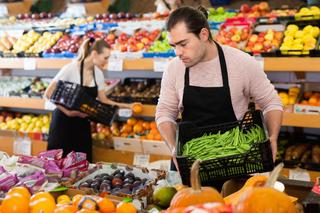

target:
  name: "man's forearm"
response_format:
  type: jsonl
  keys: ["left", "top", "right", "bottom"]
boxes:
{"left": 158, "top": 121, "right": 177, "bottom": 151}
{"left": 265, "top": 110, "right": 283, "bottom": 160}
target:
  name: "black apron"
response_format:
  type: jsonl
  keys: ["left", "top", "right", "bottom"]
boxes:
{"left": 174, "top": 41, "right": 238, "bottom": 190}
{"left": 48, "top": 60, "right": 98, "bottom": 162}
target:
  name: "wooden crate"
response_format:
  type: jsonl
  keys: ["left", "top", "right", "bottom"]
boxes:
{"left": 113, "top": 137, "right": 143, "bottom": 153}
{"left": 142, "top": 140, "right": 171, "bottom": 156}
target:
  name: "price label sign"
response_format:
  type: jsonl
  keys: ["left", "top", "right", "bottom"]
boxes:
{"left": 66, "top": 4, "right": 86, "bottom": 17}
{"left": 153, "top": 58, "right": 169, "bottom": 72}
{"left": 289, "top": 169, "right": 310, "bottom": 181}
{"left": 133, "top": 154, "right": 150, "bottom": 167}
{"left": 118, "top": 108, "right": 133, "bottom": 118}
{"left": 107, "top": 58, "right": 123, "bottom": 72}
{"left": 23, "top": 58, "right": 36, "bottom": 70}
{"left": 0, "top": 4, "right": 8, "bottom": 17}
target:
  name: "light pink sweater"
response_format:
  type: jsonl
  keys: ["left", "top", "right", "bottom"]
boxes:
{"left": 155, "top": 45, "right": 283, "bottom": 125}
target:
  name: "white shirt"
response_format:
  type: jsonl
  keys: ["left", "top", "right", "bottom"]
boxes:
{"left": 53, "top": 60, "right": 106, "bottom": 91}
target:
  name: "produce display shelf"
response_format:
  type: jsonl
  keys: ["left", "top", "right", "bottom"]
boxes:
{"left": 0, "top": 57, "right": 320, "bottom": 72}
{"left": 282, "top": 112, "right": 320, "bottom": 128}
{"left": 1, "top": 98, "right": 319, "bottom": 128}
{"left": 0, "top": 97, "right": 45, "bottom": 110}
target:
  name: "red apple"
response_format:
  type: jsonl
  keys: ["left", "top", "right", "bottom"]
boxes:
{"left": 240, "top": 4, "right": 251, "bottom": 13}
{"left": 120, "top": 44, "right": 127, "bottom": 52}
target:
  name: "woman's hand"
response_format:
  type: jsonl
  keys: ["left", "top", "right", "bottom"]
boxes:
{"left": 68, "top": 111, "right": 88, "bottom": 118}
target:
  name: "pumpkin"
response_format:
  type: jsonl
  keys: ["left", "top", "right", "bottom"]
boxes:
{"left": 78, "top": 196, "right": 99, "bottom": 211}
{"left": 235, "top": 187, "right": 297, "bottom": 213}
{"left": 169, "top": 160, "right": 224, "bottom": 209}
{"left": 224, "top": 175, "right": 268, "bottom": 205}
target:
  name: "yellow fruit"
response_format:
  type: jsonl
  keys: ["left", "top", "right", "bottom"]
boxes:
{"left": 7, "top": 187, "right": 31, "bottom": 200}
{"left": 30, "top": 197, "right": 56, "bottom": 213}
{"left": 310, "top": 6, "right": 320, "bottom": 12}
{"left": 287, "top": 24, "right": 299, "bottom": 32}
{"left": 303, "top": 25, "right": 313, "bottom": 33}
{"left": 57, "top": 195, "right": 71, "bottom": 205}
{"left": 300, "top": 7, "right": 310, "bottom": 14}
{"left": 283, "top": 35, "right": 294, "bottom": 43}
{"left": 311, "top": 26, "right": 320, "bottom": 38}
{"left": 294, "top": 30, "right": 304, "bottom": 38}
{"left": 293, "top": 38, "right": 302, "bottom": 44}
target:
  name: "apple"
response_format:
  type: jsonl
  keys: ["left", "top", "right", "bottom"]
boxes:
{"left": 125, "top": 12, "right": 133, "bottom": 19}
{"left": 231, "top": 34, "right": 241, "bottom": 42}
{"left": 120, "top": 44, "right": 127, "bottom": 52}
{"left": 240, "top": 4, "right": 250, "bottom": 13}
{"left": 228, "top": 41, "right": 238, "bottom": 48}
{"left": 109, "top": 13, "right": 117, "bottom": 19}
{"left": 229, "top": 27, "right": 239, "bottom": 35}
{"left": 141, "top": 37, "right": 149, "bottom": 45}
{"left": 31, "top": 13, "right": 40, "bottom": 19}
{"left": 95, "top": 14, "right": 102, "bottom": 19}
{"left": 253, "top": 43, "right": 263, "bottom": 51}
{"left": 102, "top": 13, "right": 108, "bottom": 19}
{"left": 259, "top": 2, "right": 269, "bottom": 11}
{"left": 39, "top": 12, "right": 47, "bottom": 19}
{"left": 117, "top": 12, "right": 125, "bottom": 19}
{"left": 17, "top": 13, "right": 24, "bottom": 19}
{"left": 251, "top": 5, "right": 259, "bottom": 12}
{"left": 152, "top": 12, "right": 161, "bottom": 19}
{"left": 249, "top": 34, "right": 258, "bottom": 43}
{"left": 23, "top": 13, "right": 30, "bottom": 19}
{"left": 47, "top": 13, "right": 53, "bottom": 18}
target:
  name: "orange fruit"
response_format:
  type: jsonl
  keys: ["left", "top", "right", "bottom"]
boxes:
{"left": 146, "top": 133, "right": 154, "bottom": 140}
{"left": 120, "top": 132, "right": 128, "bottom": 138}
{"left": 76, "top": 209, "right": 99, "bottom": 213}
{"left": 72, "top": 194, "right": 84, "bottom": 207}
{"left": 2, "top": 193, "right": 29, "bottom": 213}
{"left": 154, "top": 133, "right": 162, "bottom": 141}
{"left": 309, "top": 97, "right": 318, "bottom": 105}
{"left": 54, "top": 205, "right": 77, "bottom": 213}
{"left": 30, "top": 191, "right": 56, "bottom": 204}
{"left": 150, "top": 128, "right": 159, "bottom": 135}
{"left": 133, "top": 124, "right": 143, "bottom": 134}
{"left": 132, "top": 103, "right": 143, "bottom": 114}
{"left": 140, "top": 135, "right": 146, "bottom": 140}
{"left": 142, "top": 122, "right": 150, "bottom": 130}
{"left": 150, "top": 121, "right": 157, "bottom": 130}
{"left": 77, "top": 196, "right": 99, "bottom": 210}
{"left": 30, "top": 197, "right": 56, "bottom": 213}
{"left": 7, "top": 186, "right": 31, "bottom": 200}
{"left": 126, "top": 118, "right": 137, "bottom": 126}
{"left": 97, "top": 197, "right": 115, "bottom": 213}
{"left": 57, "top": 195, "right": 71, "bottom": 205}
{"left": 116, "top": 201, "right": 137, "bottom": 213}
{"left": 120, "top": 124, "right": 132, "bottom": 133}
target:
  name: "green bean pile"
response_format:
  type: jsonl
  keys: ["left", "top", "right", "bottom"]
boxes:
{"left": 182, "top": 125, "right": 265, "bottom": 161}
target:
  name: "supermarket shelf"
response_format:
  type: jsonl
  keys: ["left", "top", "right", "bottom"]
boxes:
{"left": 264, "top": 57, "right": 320, "bottom": 72}
{"left": 0, "top": 97, "right": 45, "bottom": 110}
{"left": 1, "top": 97, "right": 320, "bottom": 128}
{"left": 282, "top": 112, "right": 320, "bottom": 128}
{"left": 0, "top": 57, "right": 320, "bottom": 72}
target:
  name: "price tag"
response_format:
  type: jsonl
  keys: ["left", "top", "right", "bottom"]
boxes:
{"left": 107, "top": 58, "right": 123, "bottom": 71}
{"left": 289, "top": 169, "right": 310, "bottom": 181}
{"left": 0, "top": 4, "right": 8, "bottom": 17}
{"left": 133, "top": 154, "right": 150, "bottom": 167}
{"left": 66, "top": 3, "right": 86, "bottom": 17}
{"left": 118, "top": 108, "right": 133, "bottom": 118}
{"left": 23, "top": 58, "right": 36, "bottom": 70}
{"left": 153, "top": 58, "right": 169, "bottom": 72}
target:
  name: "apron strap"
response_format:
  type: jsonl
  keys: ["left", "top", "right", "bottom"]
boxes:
{"left": 213, "top": 40, "right": 229, "bottom": 87}
{"left": 184, "top": 67, "right": 190, "bottom": 86}
{"left": 80, "top": 60, "right": 98, "bottom": 87}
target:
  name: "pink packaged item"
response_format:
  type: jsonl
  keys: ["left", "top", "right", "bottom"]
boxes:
{"left": 38, "top": 149, "right": 63, "bottom": 160}
{"left": 44, "top": 160, "right": 63, "bottom": 179}
{"left": 62, "top": 151, "right": 87, "bottom": 169}
{"left": 17, "top": 171, "right": 46, "bottom": 193}
{"left": 0, "top": 166, "right": 5, "bottom": 173}
{"left": 62, "top": 160, "right": 89, "bottom": 178}
{"left": 18, "top": 155, "right": 47, "bottom": 168}
{"left": 0, "top": 173, "right": 18, "bottom": 192}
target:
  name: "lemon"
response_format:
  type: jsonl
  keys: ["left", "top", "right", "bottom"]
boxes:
{"left": 311, "top": 26, "right": 319, "bottom": 38}
{"left": 294, "top": 30, "right": 304, "bottom": 38}
{"left": 287, "top": 24, "right": 299, "bottom": 32}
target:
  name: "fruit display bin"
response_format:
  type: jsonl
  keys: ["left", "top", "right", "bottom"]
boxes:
{"left": 294, "top": 83, "right": 320, "bottom": 114}
{"left": 107, "top": 78, "right": 161, "bottom": 105}
{"left": 142, "top": 51, "right": 175, "bottom": 58}
{"left": 279, "top": 20, "right": 320, "bottom": 56}
{"left": 295, "top": 4, "right": 320, "bottom": 21}
{"left": 278, "top": 133, "right": 320, "bottom": 172}
{"left": 141, "top": 139, "right": 171, "bottom": 156}
{"left": 176, "top": 106, "right": 274, "bottom": 186}
{"left": 73, "top": 162, "right": 167, "bottom": 208}
{"left": 50, "top": 80, "right": 118, "bottom": 125}
{"left": 246, "top": 22, "right": 286, "bottom": 56}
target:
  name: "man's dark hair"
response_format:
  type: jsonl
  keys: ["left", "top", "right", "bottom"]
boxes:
{"left": 166, "top": 6, "right": 213, "bottom": 41}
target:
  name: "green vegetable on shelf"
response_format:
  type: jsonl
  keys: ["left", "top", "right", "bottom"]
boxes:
{"left": 182, "top": 125, "right": 265, "bottom": 161}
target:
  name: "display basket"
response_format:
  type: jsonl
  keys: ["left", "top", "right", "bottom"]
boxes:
{"left": 50, "top": 80, "right": 118, "bottom": 125}
{"left": 176, "top": 104, "right": 274, "bottom": 186}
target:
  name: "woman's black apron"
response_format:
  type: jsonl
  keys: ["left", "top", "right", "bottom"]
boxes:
{"left": 174, "top": 41, "right": 238, "bottom": 190}
{"left": 48, "top": 60, "right": 97, "bottom": 162}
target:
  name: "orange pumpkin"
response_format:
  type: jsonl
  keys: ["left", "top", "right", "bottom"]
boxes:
{"left": 169, "top": 160, "right": 224, "bottom": 209}
{"left": 235, "top": 187, "right": 296, "bottom": 213}
{"left": 224, "top": 175, "right": 268, "bottom": 205}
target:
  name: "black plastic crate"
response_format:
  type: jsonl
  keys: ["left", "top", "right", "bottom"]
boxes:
{"left": 107, "top": 78, "right": 161, "bottom": 105}
{"left": 50, "top": 80, "right": 118, "bottom": 125}
{"left": 176, "top": 108, "right": 274, "bottom": 186}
